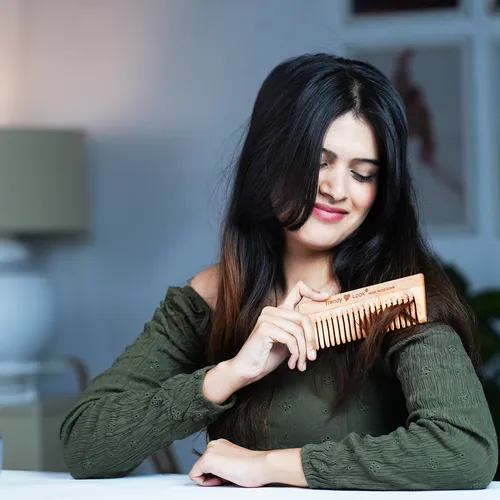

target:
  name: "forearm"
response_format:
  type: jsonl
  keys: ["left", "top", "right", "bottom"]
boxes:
{"left": 300, "top": 418, "right": 498, "bottom": 491}
{"left": 259, "top": 426, "right": 493, "bottom": 491}
{"left": 61, "top": 365, "right": 236, "bottom": 479}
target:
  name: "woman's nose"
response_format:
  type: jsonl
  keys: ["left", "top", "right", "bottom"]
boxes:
{"left": 319, "top": 168, "right": 348, "bottom": 201}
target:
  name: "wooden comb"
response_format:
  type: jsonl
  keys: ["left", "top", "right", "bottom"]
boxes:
{"left": 297, "top": 273, "right": 427, "bottom": 350}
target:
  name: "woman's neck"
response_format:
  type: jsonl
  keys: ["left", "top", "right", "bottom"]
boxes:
{"left": 280, "top": 251, "right": 339, "bottom": 302}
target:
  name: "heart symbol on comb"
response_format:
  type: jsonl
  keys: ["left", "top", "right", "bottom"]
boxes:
{"left": 343, "top": 293, "right": 351, "bottom": 301}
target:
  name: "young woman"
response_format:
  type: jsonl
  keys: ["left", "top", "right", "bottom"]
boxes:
{"left": 60, "top": 53, "right": 498, "bottom": 490}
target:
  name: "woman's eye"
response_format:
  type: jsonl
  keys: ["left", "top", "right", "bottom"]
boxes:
{"left": 352, "top": 171, "right": 375, "bottom": 183}
{"left": 319, "top": 162, "right": 328, "bottom": 168}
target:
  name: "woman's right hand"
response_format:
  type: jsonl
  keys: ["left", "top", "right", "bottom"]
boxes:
{"left": 229, "top": 281, "right": 330, "bottom": 385}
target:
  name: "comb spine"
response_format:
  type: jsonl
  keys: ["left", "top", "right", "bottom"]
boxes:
{"left": 297, "top": 273, "right": 425, "bottom": 316}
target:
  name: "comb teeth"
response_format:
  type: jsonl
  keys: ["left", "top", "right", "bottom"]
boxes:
{"left": 299, "top": 274, "right": 427, "bottom": 350}
{"left": 310, "top": 293, "right": 421, "bottom": 348}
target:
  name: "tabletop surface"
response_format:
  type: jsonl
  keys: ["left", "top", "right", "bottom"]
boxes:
{"left": 1, "top": 471, "right": 499, "bottom": 500}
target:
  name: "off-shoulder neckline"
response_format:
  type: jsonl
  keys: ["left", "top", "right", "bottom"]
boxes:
{"left": 180, "top": 284, "right": 213, "bottom": 314}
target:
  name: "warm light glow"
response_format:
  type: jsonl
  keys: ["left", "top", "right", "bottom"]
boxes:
{"left": 0, "top": 0, "right": 23, "bottom": 124}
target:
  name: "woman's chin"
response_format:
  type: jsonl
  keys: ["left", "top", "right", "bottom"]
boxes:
{"left": 301, "top": 238, "right": 340, "bottom": 253}
{"left": 284, "top": 225, "right": 346, "bottom": 254}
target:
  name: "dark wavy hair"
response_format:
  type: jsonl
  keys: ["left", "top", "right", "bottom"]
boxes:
{"left": 200, "top": 53, "right": 476, "bottom": 452}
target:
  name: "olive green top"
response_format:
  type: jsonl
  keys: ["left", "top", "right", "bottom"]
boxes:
{"left": 60, "top": 285, "right": 498, "bottom": 490}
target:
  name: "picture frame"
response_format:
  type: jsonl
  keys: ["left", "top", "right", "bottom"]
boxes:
{"left": 351, "top": 0, "right": 460, "bottom": 16}
{"left": 492, "top": 39, "right": 500, "bottom": 235}
{"left": 488, "top": 0, "right": 500, "bottom": 13}
{"left": 343, "top": 0, "right": 468, "bottom": 25}
{"left": 346, "top": 39, "right": 476, "bottom": 234}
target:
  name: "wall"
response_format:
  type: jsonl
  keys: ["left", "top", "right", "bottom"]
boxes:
{"left": 337, "top": 0, "right": 500, "bottom": 290}
{"left": 1, "top": 0, "right": 498, "bottom": 473}
{"left": 2, "top": 0, "right": 343, "bottom": 472}
{"left": 0, "top": 0, "right": 23, "bottom": 122}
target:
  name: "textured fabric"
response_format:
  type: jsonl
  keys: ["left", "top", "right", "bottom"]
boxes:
{"left": 301, "top": 327, "right": 498, "bottom": 490}
{"left": 60, "top": 285, "right": 498, "bottom": 489}
{"left": 60, "top": 286, "right": 235, "bottom": 479}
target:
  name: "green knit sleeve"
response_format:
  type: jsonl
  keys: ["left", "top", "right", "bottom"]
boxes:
{"left": 60, "top": 285, "right": 236, "bottom": 479}
{"left": 300, "top": 323, "right": 498, "bottom": 490}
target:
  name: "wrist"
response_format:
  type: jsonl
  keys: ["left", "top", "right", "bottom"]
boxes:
{"left": 222, "top": 357, "right": 254, "bottom": 391}
{"left": 202, "top": 359, "right": 246, "bottom": 405}
{"left": 262, "top": 448, "right": 308, "bottom": 487}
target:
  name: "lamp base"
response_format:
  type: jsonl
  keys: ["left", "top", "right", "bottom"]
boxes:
{"left": 0, "top": 272, "right": 53, "bottom": 362}
{"left": 0, "top": 375, "right": 38, "bottom": 405}
{"left": 0, "top": 361, "right": 73, "bottom": 405}
{"left": 0, "top": 237, "right": 54, "bottom": 403}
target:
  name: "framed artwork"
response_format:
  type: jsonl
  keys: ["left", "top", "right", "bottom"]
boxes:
{"left": 493, "top": 40, "right": 500, "bottom": 235}
{"left": 347, "top": 40, "right": 475, "bottom": 233}
{"left": 351, "top": 0, "right": 460, "bottom": 17}
{"left": 488, "top": 0, "right": 500, "bottom": 12}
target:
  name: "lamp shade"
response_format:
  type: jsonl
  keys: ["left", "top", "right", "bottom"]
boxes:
{"left": 0, "top": 128, "right": 89, "bottom": 234}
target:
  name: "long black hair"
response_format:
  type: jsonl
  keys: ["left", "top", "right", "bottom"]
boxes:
{"left": 201, "top": 53, "right": 475, "bottom": 451}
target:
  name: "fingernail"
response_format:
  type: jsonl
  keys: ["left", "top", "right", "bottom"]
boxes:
{"left": 310, "top": 349, "right": 316, "bottom": 360}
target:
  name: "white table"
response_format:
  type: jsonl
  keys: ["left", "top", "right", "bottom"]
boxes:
{"left": 1, "top": 471, "right": 499, "bottom": 500}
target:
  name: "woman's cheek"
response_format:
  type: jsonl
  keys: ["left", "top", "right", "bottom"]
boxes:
{"left": 352, "top": 183, "right": 377, "bottom": 213}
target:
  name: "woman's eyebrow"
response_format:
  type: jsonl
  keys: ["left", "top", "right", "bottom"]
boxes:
{"left": 322, "top": 147, "right": 380, "bottom": 167}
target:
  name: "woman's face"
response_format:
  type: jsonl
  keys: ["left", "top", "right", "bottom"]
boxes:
{"left": 285, "top": 112, "right": 379, "bottom": 255}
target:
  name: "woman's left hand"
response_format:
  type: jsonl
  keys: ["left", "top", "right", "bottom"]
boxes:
{"left": 188, "top": 439, "right": 269, "bottom": 487}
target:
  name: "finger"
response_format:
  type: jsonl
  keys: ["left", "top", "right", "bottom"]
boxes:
{"left": 269, "top": 316, "right": 307, "bottom": 371}
{"left": 266, "top": 323, "right": 300, "bottom": 370}
{"left": 190, "top": 473, "right": 223, "bottom": 487}
{"left": 281, "top": 281, "right": 330, "bottom": 311}
{"left": 261, "top": 308, "right": 317, "bottom": 361}
{"left": 190, "top": 470, "right": 223, "bottom": 487}
{"left": 189, "top": 453, "right": 228, "bottom": 487}
{"left": 189, "top": 458, "right": 208, "bottom": 485}
{"left": 200, "top": 474, "right": 224, "bottom": 487}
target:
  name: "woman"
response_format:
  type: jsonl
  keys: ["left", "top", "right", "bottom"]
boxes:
{"left": 60, "top": 53, "right": 497, "bottom": 490}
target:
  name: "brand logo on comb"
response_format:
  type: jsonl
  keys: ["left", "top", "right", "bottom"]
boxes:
{"left": 326, "top": 297, "right": 343, "bottom": 305}
{"left": 343, "top": 293, "right": 351, "bottom": 301}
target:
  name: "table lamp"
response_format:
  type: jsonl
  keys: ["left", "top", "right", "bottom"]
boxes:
{"left": 0, "top": 128, "right": 89, "bottom": 403}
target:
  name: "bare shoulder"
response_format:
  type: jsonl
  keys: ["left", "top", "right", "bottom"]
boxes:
{"left": 188, "top": 264, "right": 219, "bottom": 311}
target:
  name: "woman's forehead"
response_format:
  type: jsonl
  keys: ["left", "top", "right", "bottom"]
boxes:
{"left": 322, "top": 114, "right": 378, "bottom": 161}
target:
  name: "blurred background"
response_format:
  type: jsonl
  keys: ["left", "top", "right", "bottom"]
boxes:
{"left": 0, "top": 0, "right": 499, "bottom": 476}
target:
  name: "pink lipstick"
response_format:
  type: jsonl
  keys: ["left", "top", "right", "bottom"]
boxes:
{"left": 312, "top": 203, "right": 348, "bottom": 223}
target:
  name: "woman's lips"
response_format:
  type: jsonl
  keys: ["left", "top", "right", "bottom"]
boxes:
{"left": 312, "top": 204, "right": 348, "bottom": 222}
